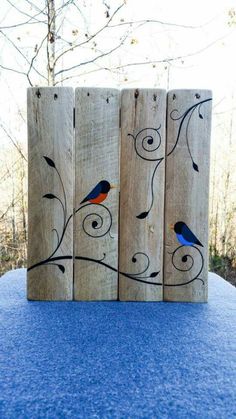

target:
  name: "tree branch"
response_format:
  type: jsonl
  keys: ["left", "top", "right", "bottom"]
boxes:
{"left": 5, "top": 0, "right": 46, "bottom": 24}
{"left": 27, "top": 34, "right": 48, "bottom": 86}
{"left": 0, "top": 124, "right": 27, "bottom": 162}
{"left": 0, "top": 15, "right": 46, "bottom": 30}
{"left": 108, "top": 19, "right": 197, "bottom": 29}
{"left": 0, "top": 158, "right": 22, "bottom": 184}
{"left": 55, "top": 34, "right": 128, "bottom": 77}
{"left": 54, "top": 2, "right": 125, "bottom": 65}
{"left": 24, "top": 0, "right": 47, "bottom": 15}
{"left": 55, "top": 33, "right": 232, "bottom": 83}
{"left": 107, "top": 15, "right": 218, "bottom": 30}
{"left": 0, "top": 30, "right": 47, "bottom": 81}
{"left": 0, "top": 63, "right": 27, "bottom": 77}
{"left": 56, "top": 0, "right": 75, "bottom": 17}
{"left": 103, "top": 33, "right": 233, "bottom": 71}
{"left": 0, "top": 192, "right": 23, "bottom": 220}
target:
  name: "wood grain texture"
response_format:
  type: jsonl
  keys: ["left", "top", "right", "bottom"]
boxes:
{"left": 119, "top": 89, "right": 166, "bottom": 301}
{"left": 27, "top": 87, "right": 74, "bottom": 300}
{"left": 74, "top": 88, "right": 120, "bottom": 300}
{"left": 164, "top": 89, "right": 212, "bottom": 302}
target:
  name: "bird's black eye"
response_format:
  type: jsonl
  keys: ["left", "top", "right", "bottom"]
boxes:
{"left": 92, "top": 221, "right": 98, "bottom": 229}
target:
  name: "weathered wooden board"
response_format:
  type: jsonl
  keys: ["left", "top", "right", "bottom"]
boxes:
{"left": 119, "top": 89, "right": 166, "bottom": 301}
{"left": 164, "top": 89, "right": 212, "bottom": 302}
{"left": 27, "top": 87, "right": 74, "bottom": 300}
{"left": 74, "top": 88, "right": 120, "bottom": 300}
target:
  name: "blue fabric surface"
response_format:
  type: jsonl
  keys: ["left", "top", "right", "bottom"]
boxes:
{"left": 0, "top": 270, "right": 235, "bottom": 419}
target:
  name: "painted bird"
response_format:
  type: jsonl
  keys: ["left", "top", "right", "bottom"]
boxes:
{"left": 170, "top": 221, "right": 203, "bottom": 247}
{"left": 80, "top": 180, "right": 115, "bottom": 205}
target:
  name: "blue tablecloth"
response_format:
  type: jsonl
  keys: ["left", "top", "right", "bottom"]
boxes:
{"left": 0, "top": 269, "right": 235, "bottom": 418}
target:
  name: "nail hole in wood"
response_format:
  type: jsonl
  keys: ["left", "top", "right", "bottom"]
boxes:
{"left": 153, "top": 94, "right": 157, "bottom": 102}
{"left": 106, "top": 97, "right": 109, "bottom": 103}
{"left": 134, "top": 89, "right": 139, "bottom": 99}
{"left": 173, "top": 94, "right": 176, "bottom": 100}
{"left": 195, "top": 93, "right": 200, "bottom": 99}
{"left": 36, "top": 89, "right": 41, "bottom": 98}
{"left": 87, "top": 92, "right": 90, "bottom": 96}
{"left": 54, "top": 93, "right": 58, "bottom": 100}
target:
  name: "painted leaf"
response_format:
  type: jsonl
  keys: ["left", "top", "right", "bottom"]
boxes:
{"left": 199, "top": 113, "right": 203, "bottom": 119}
{"left": 136, "top": 211, "right": 149, "bottom": 219}
{"left": 193, "top": 162, "right": 199, "bottom": 172}
{"left": 43, "top": 156, "right": 56, "bottom": 168}
{"left": 150, "top": 271, "right": 159, "bottom": 278}
{"left": 43, "top": 193, "right": 57, "bottom": 199}
{"left": 182, "top": 255, "right": 188, "bottom": 263}
{"left": 58, "top": 264, "right": 65, "bottom": 274}
{"left": 132, "top": 256, "right": 137, "bottom": 263}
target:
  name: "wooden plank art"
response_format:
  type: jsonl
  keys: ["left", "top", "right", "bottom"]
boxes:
{"left": 164, "top": 89, "right": 212, "bottom": 302}
{"left": 27, "top": 87, "right": 212, "bottom": 302}
{"left": 74, "top": 88, "right": 120, "bottom": 300}
{"left": 119, "top": 89, "right": 166, "bottom": 301}
{"left": 27, "top": 87, "right": 74, "bottom": 300}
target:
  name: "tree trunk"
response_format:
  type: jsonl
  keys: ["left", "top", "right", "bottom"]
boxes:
{"left": 47, "top": 0, "right": 56, "bottom": 86}
{"left": 11, "top": 178, "right": 16, "bottom": 245}
{"left": 20, "top": 164, "right": 27, "bottom": 242}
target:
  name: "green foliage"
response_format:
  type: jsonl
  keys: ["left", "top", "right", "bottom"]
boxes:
{"left": 0, "top": 232, "right": 27, "bottom": 277}
{"left": 209, "top": 247, "right": 236, "bottom": 286}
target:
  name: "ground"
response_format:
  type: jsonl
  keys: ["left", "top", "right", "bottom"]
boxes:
{"left": 0, "top": 269, "right": 235, "bottom": 418}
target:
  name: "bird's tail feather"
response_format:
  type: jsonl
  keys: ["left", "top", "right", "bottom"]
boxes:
{"left": 80, "top": 198, "right": 87, "bottom": 205}
{"left": 197, "top": 240, "right": 204, "bottom": 247}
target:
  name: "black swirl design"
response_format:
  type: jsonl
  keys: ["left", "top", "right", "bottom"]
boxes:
{"left": 76, "top": 203, "right": 112, "bottom": 238}
{"left": 165, "top": 245, "right": 204, "bottom": 287}
{"left": 28, "top": 156, "right": 161, "bottom": 286}
{"left": 168, "top": 98, "right": 212, "bottom": 172}
{"left": 128, "top": 127, "right": 164, "bottom": 219}
{"left": 129, "top": 97, "right": 212, "bottom": 219}
{"left": 128, "top": 127, "right": 162, "bottom": 161}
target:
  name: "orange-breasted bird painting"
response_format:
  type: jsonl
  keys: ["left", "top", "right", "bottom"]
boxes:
{"left": 80, "top": 180, "right": 115, "bottom": 205}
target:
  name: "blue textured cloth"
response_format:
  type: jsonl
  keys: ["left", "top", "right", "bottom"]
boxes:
{"left": 0, "top": 270, "right": 235, "bottom": 418}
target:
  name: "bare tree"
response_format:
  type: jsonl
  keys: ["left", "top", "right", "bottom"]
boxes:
{"left": 0, "top": 0, "right": 220, "bottom": 87}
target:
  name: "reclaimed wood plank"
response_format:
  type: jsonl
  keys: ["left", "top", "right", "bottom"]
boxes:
{"left": 74, "top": 87, "right": 120, "bottom": 300}
{"left": 164, "top": 89, "right": 212, "bottom": 302}
{"left": 27, "top": 87, "right": 74, "bottom": 300}
{"left": 119, "top": 89, "right": 166, "bottom": 301}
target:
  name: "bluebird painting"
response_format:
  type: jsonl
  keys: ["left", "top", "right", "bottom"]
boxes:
{"left": 171, "top": 221, "right": 203, "bottom": 247}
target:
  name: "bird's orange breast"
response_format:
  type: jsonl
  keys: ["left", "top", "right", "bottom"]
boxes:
{"left": 89, "top": 193, "right": 108, "bottom": 204}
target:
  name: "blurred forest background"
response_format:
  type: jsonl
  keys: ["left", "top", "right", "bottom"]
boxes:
{"left": 0, "top": 0, "right": 235, "bottom": 284}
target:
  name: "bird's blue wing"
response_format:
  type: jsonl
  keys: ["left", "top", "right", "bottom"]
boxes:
{"left": 80, "top": 182, "right": 102, "bottom": 203}
{"left": 182, "top": 224, "right": 202, "bottom": 246}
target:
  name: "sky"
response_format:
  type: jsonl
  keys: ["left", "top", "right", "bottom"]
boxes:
{"left": 0, "top": 0, "right": 236, "bottom": 146}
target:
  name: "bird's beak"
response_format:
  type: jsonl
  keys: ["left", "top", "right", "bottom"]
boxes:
{"left": 169, "top": 223, "right": 174, "bottom": 231}
{"left": 110, "top": 184, "right": 118, "bottom": 189}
